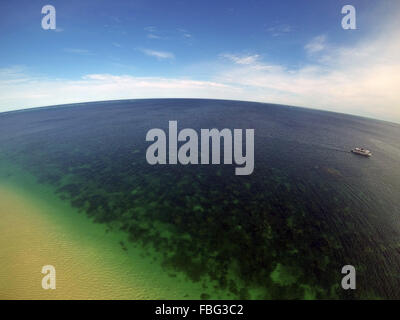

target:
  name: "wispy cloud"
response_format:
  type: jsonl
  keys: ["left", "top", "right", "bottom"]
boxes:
{"left": 177, "top": 28, "right": 192, "bottom": 39}
{"left": 144, "top": 26, "right": 157, "bottom": 33}
{"left": 0, "top": 72, "right": 235, "bottom": 111}
{"left": 266, "top": 24, "right": 292, "bottom": 37}
{"left": 0, "top": 66, "right": 32, "bottom": 84}
{"left": 305, "top": 35, "right": 327, "bottom": 54}
{"left": 215, "top": 25, "right": 400, "bottom": 122}
{"left": 140, "top": 49, "right": 175, "bottom": 60}
{"left": 221, "top": 54, "right": 260, "bottom": 65}
{"left": 144, "top": 27, "right": 193, "bottom": 42}
{"left": 147, "top": 34, "right": 161, "bottom": 39}
{"left": 144, "top": 26, "right": 165, "bottom": 40}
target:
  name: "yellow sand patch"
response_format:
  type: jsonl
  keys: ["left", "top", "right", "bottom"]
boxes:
{"left": 0, "top": 184, "right": 204, "bottom": 299}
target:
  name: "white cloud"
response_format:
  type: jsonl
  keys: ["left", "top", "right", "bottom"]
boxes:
{"left": 266, "top": 24, "right": 292, "bottom": 37}
{"left": 144, "top": 26, "right": 165, "bottom": 40}
{"left": 140, "top": 49, "right": 175, "bottom": 60}
{"left": 144, "top": 26, "right": 157, "bottom": 33}
{"left": 214, "top": 26, "right": 400, "bottom": 122}
{"left": 147, "top": 34, "right": 161, "bottom": 39}
{"left": 305, "top": 35, "right": 327, "bottom": 54}
{"left": 177, "top": 28, "right": 192, "bottom": 39}
{"left": 221, "top": 54, "right": 260, "bottom": 65}
{"left": 0, "top": 72, "right": 240, "bottom": 112}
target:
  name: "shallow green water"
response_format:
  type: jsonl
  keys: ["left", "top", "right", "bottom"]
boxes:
{"left": 0, "top": 161, "right": 238, "bottom": 299}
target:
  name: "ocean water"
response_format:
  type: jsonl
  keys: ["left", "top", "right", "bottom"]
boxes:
{"left": 0, "top": 176, "right": 215, "bottom": 300}
{"left": 0, "top": 98, "right": 399, "bottom": 299}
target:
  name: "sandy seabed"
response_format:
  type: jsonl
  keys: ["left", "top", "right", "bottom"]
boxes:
{"left": 0, "top": 182, "right": 208, "bottom": 300}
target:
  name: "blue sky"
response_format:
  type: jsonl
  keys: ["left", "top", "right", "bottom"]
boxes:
{"left": 1, "top": 0, "right": 400, "bottom": 122}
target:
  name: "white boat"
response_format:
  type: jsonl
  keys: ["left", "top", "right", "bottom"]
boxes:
{"left": 351, "top": 147, "right": 372, "bottom": 157}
